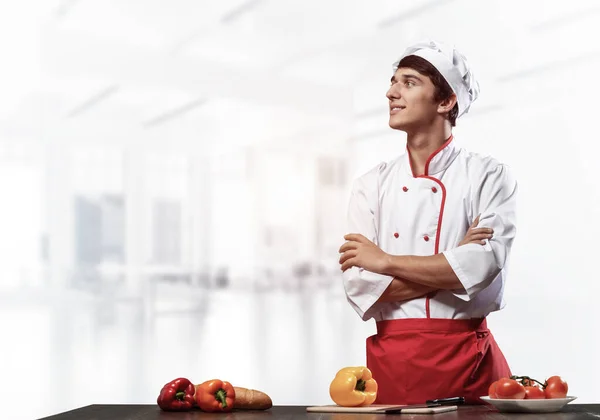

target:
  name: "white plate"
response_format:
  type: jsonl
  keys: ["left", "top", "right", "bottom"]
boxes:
{"left": 481, "top": 396, "right": 577, "bottom": 413}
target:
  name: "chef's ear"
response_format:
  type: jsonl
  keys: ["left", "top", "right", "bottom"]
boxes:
{"left": 437, "top": 94, "right": 457, "bottom": 114}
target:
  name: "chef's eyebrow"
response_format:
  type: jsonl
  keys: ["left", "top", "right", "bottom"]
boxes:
{"left": 390, "top": 74, "right": 423, "bottom": 83}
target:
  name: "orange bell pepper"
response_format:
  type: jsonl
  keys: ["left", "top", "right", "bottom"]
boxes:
{"left": 329, "top": 366, "right": 378, "bottom": 407}
{"left": 195, "top": 379, "right": 235, "bottom": 412}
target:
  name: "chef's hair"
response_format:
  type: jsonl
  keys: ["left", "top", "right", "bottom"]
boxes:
{"left": 396, "top": 55, "right": 459, "bottom": 127}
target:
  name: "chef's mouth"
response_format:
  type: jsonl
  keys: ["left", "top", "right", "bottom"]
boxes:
{"left": 390, "top": 106, "right": 405, "bottom": 115}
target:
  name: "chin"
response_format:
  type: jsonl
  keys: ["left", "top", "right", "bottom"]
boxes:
{"left": 389, "top": 117, "right": 409, "bottom": 131}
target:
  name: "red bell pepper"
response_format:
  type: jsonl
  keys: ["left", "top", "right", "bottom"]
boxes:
{"left": 195, "top": 379, "right": 236, "bottom": 412}
{"left": 157, "top": 377, "right": 196, "bottom": 411}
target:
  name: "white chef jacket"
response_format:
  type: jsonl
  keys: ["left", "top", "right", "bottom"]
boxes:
{"left": 342, "top": 137, "right": 517, "bottom": 321}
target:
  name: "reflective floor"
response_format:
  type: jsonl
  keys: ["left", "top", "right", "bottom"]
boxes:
{"left": 1, "top": 280, "right": 598, "bottom": 420}
{"left": 0, "top": 282, "right": 374, "bottom": 419}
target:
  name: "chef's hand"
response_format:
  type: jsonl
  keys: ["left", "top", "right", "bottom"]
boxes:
{"left": 458, "top": 215, "right": 494, "bottom": 246}
{"left": 339, "top": 234, "right": 390, "bottom": 273}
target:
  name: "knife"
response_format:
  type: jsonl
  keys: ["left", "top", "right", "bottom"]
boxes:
{"left": 375, "top": 404, "right": 439, "bottom": 413}
{"left": 378, "top": 397, "right": 464, "bottom": 414}
{"left": 426, "top": 396, "right": 465, "bottom": 406}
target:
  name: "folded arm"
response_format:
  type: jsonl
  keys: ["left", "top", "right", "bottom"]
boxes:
{"left": 342, "top": 164, "right": 517, "bottom": 304}
{"left": 377, "top": 277, "right": 437, "bottom": 303}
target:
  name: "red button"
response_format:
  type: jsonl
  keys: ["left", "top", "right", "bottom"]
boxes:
{"left": 402, "top": 186, "right": 408, "bottom": 192}
{"left": 424, "top": 235, "right": 430, "bottom": 242}
{"left": 394, "top": 232, "right": 399, "bottom": 238}
{"left": 431, "top": 187, "right": 438, "bottom": 193}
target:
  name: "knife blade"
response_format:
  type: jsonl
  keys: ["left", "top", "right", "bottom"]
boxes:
{"left": 378, "top": 396, "right": 464, "bottom": 413}
{"left": 426, "top": 396, "right": 465, "bottom": 406}
{"left": 375, "top": 403, "right": 442, "bottom": 413}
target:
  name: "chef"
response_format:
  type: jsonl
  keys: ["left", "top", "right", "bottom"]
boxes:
{"left": 339, "top": 40, "right": 517, "bottom": 405}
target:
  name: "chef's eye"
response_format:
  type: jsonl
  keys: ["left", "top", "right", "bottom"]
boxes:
{"left": 405, "top": 81, "right": 415, "bottom": 87}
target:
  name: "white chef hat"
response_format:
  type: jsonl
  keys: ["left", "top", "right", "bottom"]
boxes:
{"left": 392, "top": 40, "right": 480, "bottom": 117}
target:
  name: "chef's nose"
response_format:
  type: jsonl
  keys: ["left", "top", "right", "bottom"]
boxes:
{"left": 386, "top": 84, "right": 400, "bottom": 101}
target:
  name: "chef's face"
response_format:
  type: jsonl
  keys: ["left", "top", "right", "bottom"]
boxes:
{"left": 386, "top": 67, "right": 440, "bottom": 132}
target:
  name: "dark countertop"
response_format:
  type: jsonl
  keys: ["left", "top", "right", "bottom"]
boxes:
{"left": 38, "top": 404, "right": 600, "bottom": 420}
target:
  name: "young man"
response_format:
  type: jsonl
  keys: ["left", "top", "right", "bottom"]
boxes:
{"left": 339, "top": 40, "right": 517, "bottom": 405}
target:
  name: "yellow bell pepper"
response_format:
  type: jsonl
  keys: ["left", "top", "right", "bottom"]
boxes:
{"left": 329, "top": 366, "right": 378, "bottom": 407}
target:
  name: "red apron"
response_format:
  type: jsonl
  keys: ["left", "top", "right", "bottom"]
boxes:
{"left": 367, "top": 317, "right": 511, "bottom": 405}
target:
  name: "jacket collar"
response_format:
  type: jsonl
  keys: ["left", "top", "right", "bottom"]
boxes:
{"left": 406, "top": 135, "right": 459, "bottom": 177}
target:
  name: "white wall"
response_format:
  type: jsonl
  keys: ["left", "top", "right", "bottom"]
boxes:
{"left": 0, "top": 2, "right": 599, "bottom": 419}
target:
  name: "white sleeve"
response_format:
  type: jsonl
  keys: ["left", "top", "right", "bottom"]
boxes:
{"left": 442, "top": 164, "right": 517, "bottom": 301}
{"left": 342, "top": 166, "right": 394, "bottom": 321}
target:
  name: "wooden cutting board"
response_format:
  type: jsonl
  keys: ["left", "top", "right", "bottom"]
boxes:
{"left": 306, "top": 404, "right": 458, "bottom": 414}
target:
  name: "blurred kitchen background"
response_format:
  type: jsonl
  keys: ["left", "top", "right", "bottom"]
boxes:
{"left": 0, "top": 1, "right": 599, "bottom": 419}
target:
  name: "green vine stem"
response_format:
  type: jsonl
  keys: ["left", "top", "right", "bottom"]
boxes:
{"left": 510, "top": 375, "right": 546, "bottom": 388}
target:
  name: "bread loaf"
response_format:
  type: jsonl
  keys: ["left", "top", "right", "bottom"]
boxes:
{"left": 233, "top": 386, "right": 272, "bottom": 410}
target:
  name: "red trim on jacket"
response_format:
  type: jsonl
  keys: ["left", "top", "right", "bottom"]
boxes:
{"left": 405, "top": 135, "right": 452, "bottom": 318}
